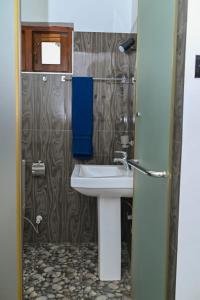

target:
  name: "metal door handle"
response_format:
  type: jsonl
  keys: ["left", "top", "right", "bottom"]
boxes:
{"left": 127, "top": 159, "right": 168, "bottom": 178}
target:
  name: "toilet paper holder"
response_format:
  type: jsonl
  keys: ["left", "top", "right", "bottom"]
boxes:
{"left": 32, "top": 161, "right": 45, "bottom": 176}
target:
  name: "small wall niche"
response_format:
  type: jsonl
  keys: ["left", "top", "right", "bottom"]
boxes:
{"left": 22, "top": 24, "right": 73, "bottom": 73}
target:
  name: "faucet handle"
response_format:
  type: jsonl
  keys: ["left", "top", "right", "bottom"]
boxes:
{"left": 114, "top": 151, "right": 127, "bottom": 159}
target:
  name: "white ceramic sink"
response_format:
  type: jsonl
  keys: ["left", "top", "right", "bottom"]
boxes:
{"left": 71, "top": 164, "right": 134, "bottom": 281}
{"left": 71, "top": 164, "right": 133, "bottom": 197}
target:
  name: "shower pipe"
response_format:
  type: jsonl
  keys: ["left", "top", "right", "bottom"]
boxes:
{"left": 24, "top": 217, "right": 39, "bottom": 234}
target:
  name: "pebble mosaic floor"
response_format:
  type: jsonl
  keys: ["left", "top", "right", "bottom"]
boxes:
{"left": 23, "top": 243, "right": 131, "bottom": 300}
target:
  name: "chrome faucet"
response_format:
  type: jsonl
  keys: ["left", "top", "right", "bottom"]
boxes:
{"left": 113, "top": 151, "right": 129, "bottom": 170}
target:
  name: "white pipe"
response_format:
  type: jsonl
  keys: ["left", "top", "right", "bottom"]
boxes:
{"left": 24, "top": 217, "right": 39, "bottom": 234}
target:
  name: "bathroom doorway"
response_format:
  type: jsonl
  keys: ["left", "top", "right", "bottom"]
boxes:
{"left": 21, "top": 1, "right": 136, "bottom": 299}
{"left": 19, "top": 1, "right": 188, "bottom": 300}
{"left": 0, "top": 0, "right": 189, "bottom": 299}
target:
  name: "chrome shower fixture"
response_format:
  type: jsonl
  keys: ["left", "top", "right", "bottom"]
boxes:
{"left": 119, "top": 38, "right": 135, "bottom": 53}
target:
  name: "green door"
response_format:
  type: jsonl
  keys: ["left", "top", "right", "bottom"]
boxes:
{"left": 132, "top": 1, "right": 177, "bottom": 299}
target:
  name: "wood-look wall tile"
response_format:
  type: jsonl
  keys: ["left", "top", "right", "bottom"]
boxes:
{"left": 74, "top": 32, "right": 136, "bottom": 78}
{"left": 62, "top": 183, "right": 98, "bottom": 243}
{"left": 93, "top": 82, "right": 116, "bottom": 132}
{"left": 46, "top": 168, "right": 65, "bottom": 242}
{"left": 96, "top": 131, "right": 116, "bottom": 160}
{"left": 24, "top": 74, "right": 66, "bottom": 130}
{"left": 74, "top": 32, "right": 97, "bottom": 77}
{"left": 22, "top": 74, "right": 36, "bottom": 130}
{"left": 33, "top": 164, "right": 65, "bottom": 243}
{"left": 63, "top": 80, "right": 72, "bottom": 130}
{"left": 33, "top": 74, "right": 66, "bottom": 131}
{"left": 64, "top": 130, "right": 75, "bottom": 178}
{"left": 22, "top": 130, "right": 36, "bottom": 162}
{"left": 24, "top": 162, "right": 34, "bottom": 209}
{"left": 22, "top": 32, "right": 135, "bottom": 244}
{"left": 22, "top": 74, "right": 67, "bottom": 131}
{"left": 34, "top": 130, "right": 67, "bottom": 165}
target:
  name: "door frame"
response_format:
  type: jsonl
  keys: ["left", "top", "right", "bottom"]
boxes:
{"left": 167, "top": 0, "right": 188, "bottom": 299}
{"left": 0, "top": 0, "right": 22, "bottom": 299}
{"left": 15, "top": 0, "right": 23, "bottom": 298}
{"left": 14, "top": 0, "right": 188, "bottom": 299}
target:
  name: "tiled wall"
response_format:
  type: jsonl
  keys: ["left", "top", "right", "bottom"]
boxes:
{"left": 22, "top": 32, "right": 136, "bottom": 243}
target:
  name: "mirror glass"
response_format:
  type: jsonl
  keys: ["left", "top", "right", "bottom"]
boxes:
{"left": 41, "top": 42, "right": 61, "bottom": 64}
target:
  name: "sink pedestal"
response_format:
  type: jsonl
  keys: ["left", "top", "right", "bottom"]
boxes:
{"left": 71, "top": 164, "right": 133, "bottom": 281}
{"left": 98, "top": 197, "right": 121, "bottom": 281}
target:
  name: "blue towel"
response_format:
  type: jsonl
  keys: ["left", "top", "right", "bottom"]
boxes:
{"left": 72, "top": 77, "right": 93, "bottom": 159}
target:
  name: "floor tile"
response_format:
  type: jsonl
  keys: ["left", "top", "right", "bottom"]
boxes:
{"left": 23, "top": 243, "right": 131, "bottom": 299}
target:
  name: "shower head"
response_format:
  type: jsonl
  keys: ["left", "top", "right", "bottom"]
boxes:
{"left": 119, "top": 38, "right": 135, "bottom": 53}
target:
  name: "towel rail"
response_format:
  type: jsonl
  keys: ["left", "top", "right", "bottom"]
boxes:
{"left": 60, "top": 75, "right": 135, "bottom": 84}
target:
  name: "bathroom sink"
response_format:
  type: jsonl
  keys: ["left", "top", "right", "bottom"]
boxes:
{"left": 78, "top": 164, "right": 128, "bottom": 177}
{"left": 71, "top": 164, "right": 134, "bottom": 281}
{"left": 71, "top": 164, "right": 133, "bottom": 197}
